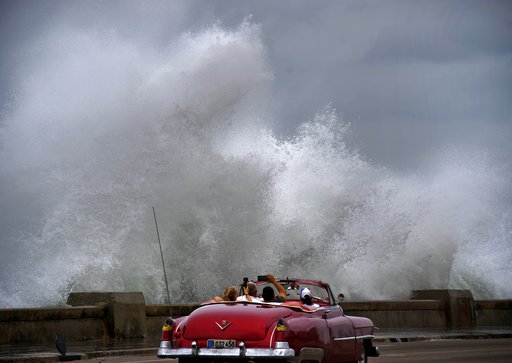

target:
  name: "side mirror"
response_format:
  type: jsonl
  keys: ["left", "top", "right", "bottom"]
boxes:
{"left": 338, "top": 293, "right": 345, "bottom": 302}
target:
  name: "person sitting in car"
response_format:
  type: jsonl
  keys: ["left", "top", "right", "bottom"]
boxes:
{"left": 300, "top": 287, "right": 320, "bottom": 308}
{"left": 262, "top": 274, "right": 287, "bottom": 303}
{"left": 213, "top": 286, "right": 239, "bottom": 302}
{"left": 236, "top": 282, "right": 261, "bottom": 302}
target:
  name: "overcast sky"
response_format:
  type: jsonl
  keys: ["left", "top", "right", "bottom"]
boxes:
{"left": 1, "top": 0, "right": 511, "bottom": 169}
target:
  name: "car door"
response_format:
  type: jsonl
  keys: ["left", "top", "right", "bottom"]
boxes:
{"left": 323, "top": 305, "right": 356, "bottom": 363}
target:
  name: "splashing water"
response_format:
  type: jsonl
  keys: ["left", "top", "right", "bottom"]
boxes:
{"left": 0, "top": 21, "right": 510, "bottom": 308}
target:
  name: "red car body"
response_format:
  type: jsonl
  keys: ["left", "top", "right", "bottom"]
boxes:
{"left": 157, "top": 278, "right": 379, "bottom": 363}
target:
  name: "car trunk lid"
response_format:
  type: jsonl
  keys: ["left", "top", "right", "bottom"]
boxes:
{"left": 182, "top": 303, "right": 292, "bottom": 341}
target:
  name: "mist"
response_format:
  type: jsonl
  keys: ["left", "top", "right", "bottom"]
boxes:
{"left": 0, "top": 1, "right": 511, "bottom": 307}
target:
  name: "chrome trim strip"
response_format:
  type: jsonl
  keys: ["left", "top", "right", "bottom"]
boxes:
{"left": 157, "top": 347, "right": 295, "bottom": 358}
{"left": 356, "top": 335, "right": 375, "bottom": 340}
{"left": 215, "top": 321, "right": 232, "bottom": 331}
{"left": 269, "top": 326, "right": 276, "bottom": 348}
{"left": 334, "top": 337, "right": 355, "bottom": 341}
{"left": 334, "top": 335, "right": 374, "bottom": 341}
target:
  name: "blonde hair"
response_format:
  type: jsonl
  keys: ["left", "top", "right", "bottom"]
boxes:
{"left": 223, "top": 286, "right": 238, "bottom": 301}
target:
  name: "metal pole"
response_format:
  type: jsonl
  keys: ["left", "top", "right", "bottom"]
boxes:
{"left": 153, "top": 206, "right": 171, "bottom": 305}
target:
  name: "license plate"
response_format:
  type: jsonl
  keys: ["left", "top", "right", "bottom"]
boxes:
{"left": 207, "top": 339, "right": 236, "bottom": 349}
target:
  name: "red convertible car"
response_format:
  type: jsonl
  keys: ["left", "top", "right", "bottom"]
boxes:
{"left": 157, "top": 277, "right": 379, "bottom": 363}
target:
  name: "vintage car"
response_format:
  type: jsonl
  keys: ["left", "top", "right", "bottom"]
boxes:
{"left": 157, "top": 277, "right": 379, "bottom": 363}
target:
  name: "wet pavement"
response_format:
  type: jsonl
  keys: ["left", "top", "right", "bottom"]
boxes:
{"left": 0, "top": 338, "right": 160, "bottom": 363}
{"left": 1, "top": 328, "right": 511, "bottom": 362}
{"left": 373, "top": 326, "right": 512, "bottom": 342}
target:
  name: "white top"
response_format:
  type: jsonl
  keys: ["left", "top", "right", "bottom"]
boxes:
{"left": 236, "top": 295, "right": 263, "bottom": 302}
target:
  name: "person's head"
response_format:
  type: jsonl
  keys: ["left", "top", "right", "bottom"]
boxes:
{"left": 224, "top": 286, "right": 238, "bottom": 301}
{"left": 300, "top": 288, "right": 313, "bottom": 305}
{"left": 262, "top": 286, "right": 275, "bottom": 302}
{"left": 247, "top": 282, "right": 257, "bottom": 297}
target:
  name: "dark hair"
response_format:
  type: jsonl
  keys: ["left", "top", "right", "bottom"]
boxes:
{"left": 262, "top": 286, "right": 275, "bottom": 301}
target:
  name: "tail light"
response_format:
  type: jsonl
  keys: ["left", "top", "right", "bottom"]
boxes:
{"left": 274, "top": 318, "right": 288, "bottom": 348}
{"left": 160, "top": 317, "right": 176, "bottom": 348}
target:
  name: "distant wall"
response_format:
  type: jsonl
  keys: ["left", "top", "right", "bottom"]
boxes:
{"left": 475, "top": 300, "right": 512, "bottom": 327}
{"left": 1, "top": 290, "right": 510, "bottom": 345}
{"left": 342, "top": 300, "right": 447, "bottom": 329}
{"left": 0, "top": 305, "right": 108, "bottom": 345}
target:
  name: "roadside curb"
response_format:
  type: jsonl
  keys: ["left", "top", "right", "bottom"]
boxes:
{"left": 0, "top": 348, "right": 156, "bottom": 363}
{"left": 83, "top": 347, "right": 156, "bottom": 358}
{"left": 0, "top": 353, "right": 65, "bottom": 363}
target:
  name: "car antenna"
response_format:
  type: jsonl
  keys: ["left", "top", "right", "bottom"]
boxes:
{"left": 153, "top": 206, "right": 172, "bottom": 314}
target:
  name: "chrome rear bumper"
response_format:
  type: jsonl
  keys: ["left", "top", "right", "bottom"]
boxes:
{"left": 157, "top": 341, "right": 295, "bottom": 359}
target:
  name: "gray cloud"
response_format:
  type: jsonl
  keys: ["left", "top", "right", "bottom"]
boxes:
{"left": 0, "top": 0, "right": 510, "bottom": 200}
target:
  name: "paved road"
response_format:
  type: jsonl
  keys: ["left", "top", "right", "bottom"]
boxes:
{"left": 74, "top": 338, "right": 512, "bottom": 363}
{"left": 377, "top": 338, "right": 512, "bottom": 362}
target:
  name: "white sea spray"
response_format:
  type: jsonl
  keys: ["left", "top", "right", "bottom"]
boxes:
{"left": 0, "top": 21, "right": 510, "bottom": 307}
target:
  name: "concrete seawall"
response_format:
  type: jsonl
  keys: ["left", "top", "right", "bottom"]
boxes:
{"left": 1, "top": 290, "right": 510, "bottom": 345}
